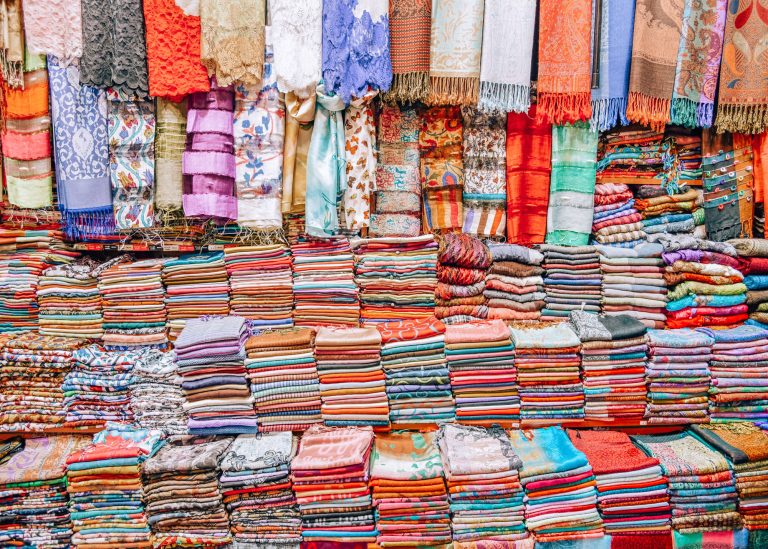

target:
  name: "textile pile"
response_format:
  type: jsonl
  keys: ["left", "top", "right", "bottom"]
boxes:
{"left": 597, "top": 128, "right": 668, "bottom": 186}
{"left": 377, "top": 317, "right": 454, "bottom": 426}
{"left": 445, "top": 319, "right": 518, "bottom": 425}
{"left": 130, "top": 349, "right": 187, "bottom": 435}
{"left": 736, "top": 239, "right": 768, "bottom": 324}
{"left": 636, "top": 186, "right": 702, "bottom": 237}
{"left": 484, "top": 243, "right": 545, "bottom": 321}
{"left": 435, "top": 233, "right": 491, "bottom": 323}
{"left": 245, "top": 328, "right": 322, "bottom": 431}
{"left": 352, "top": 236, "right": 438, "bottom": 325}
{"left": 591, "top": 183, "right": 646, "bottom": 246}
{"left": 540, "top": 244, "right": 602, "bottom": 321}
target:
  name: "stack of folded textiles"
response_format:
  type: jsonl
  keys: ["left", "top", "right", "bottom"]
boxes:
{"left": 509, "top": 324, "right": 585, "bottom": 422}
{"left": 484, "top": 243, "right": 545, "bottom": 322}
{"left": 371, "top": 431, "right": 451, "bottom": 547}
{"left": 731, "top": 239, "right": 768, "bottom": 325}
{"left": 596, "top": 242, "right": 668, "bottom": 328}
{"left": 377, "top": 317, "right": 454, "bottom": 426}
{"left": 645, "top": 328, "right": 714, "bottom": 424}
{"left": 98, "top": 258, "right": 168, "bottom": 350}
{"left": 291, "top": 237, "right": 360, "bottom": 327}
{"left": 540, "top": 244, "right": 602, "bottom": 320}
{"left": 162, "top": 252, "right": 231, "bottom": 340}
{"left": 223, "top": 245, "right": 294, "bottom": 330}
{"left": 315, "top": 326, "right": 389, "bottom": 427}
{"left": 0, "top": 436, "right": 90, "bottom": 548}
{"left": 291, "top": 425, "right": 377, "bottom": 543}
{"left": 567, "top": 429, "right": 672, "bottom": 544}
{"left": 130, "top": 349, "right": 188, "bottom": 435}
{"left": 591, "top": 183, "right": 646, "bottom": 247}
{"left": 245, "top": 328, "right": 323, "bottom": 431}
{"left": 696, "top": 325, "right": 768, "bottom": 421}
{"left": 636, "top": 185, "right": 702, "bottom": 237}
{"left": 219, "top": 433, "right": 301, "bottom": 547}
{"left": 670, "top": 130, "right": 704, "bottom": 187}
{"left": 438, "top": 424, "right": 528, "bottom": 545}
{"left": 596, "top": 127, "right": 667, "bottom": 185}
{"left": 143, "top": 436, "right": 234, "bottom": 548}
{"left": 569, "top": 311, "right": 649, "bottom": 422}
{"left": 507, "top": 426, "right": 603, "bottom": 543}
{"left": 351, "top": 235, "right": 438, "bottom": 325}
{"left": 435, "top": 233, "right": 491, "bottom": 323}
{"left": 631, "top": 431, "right": 742, "bottom": 533}
{"left": 175, "top": 316, "right": 257, "bottom": 435}
{"left": 445, "top": 319, "right": 518, "bottom": 425}
{"left": 66, "top": 425, "right": 164, "bottom": 548}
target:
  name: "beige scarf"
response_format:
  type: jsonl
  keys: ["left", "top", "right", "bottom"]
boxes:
{"left": 281, "top": 93, "right": 316, "bottom": 215}
{"left": 0, "top": 0, "right": 24, "bottom": 87}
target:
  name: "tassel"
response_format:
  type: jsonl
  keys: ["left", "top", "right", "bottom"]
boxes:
{"left": 670, "top": 98, "right": 714, "bottom": 129}
{"left": 626, "top": 92, "right": 671, "bottom": 132}
{"left": 479, "top": 82, "right": 531, "bottom": 114}
{"left": 715, "top": 103, "right": 768, "bottom": 135}
{"left": 590, "top": 97, "right": 628, "bottom": 132}
{"left": 536, "top": 92, "right": 592, "bottom": 125}
{"left": 427, "top": 76, "right": 479, "bottom": 106}
{"left": 385, "top": 72, "right": 430, "bottom": 104}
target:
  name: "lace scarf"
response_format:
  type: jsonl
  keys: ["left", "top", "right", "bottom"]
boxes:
{"left": 269, "top": 0, "right": 322, "bottom": 98}
{"left": 155, "top": 98, "right": 187, "bottom": 215}
{"left": 22, "top": 0, "right": 82, "bottom": 64}
{"left": 343, "top": 90, "right": 377, "bottom": 233}
{"left": 0, "top": 0, "right": 23, "bottom": 87}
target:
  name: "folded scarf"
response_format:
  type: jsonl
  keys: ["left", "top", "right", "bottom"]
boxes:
{"left": 387, "top": 0, "right": 432, "bottom": 102}
{"left": 343, "top": 90, "right": 378, "bottom": 232}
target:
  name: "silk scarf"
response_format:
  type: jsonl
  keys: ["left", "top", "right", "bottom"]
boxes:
{"left": 269, "top": 0, "right": 322, "bottom": 98}
{"left": 155, "top": 98, "right": 187, "bottom": 215}
{"left": 343, "top": 90, "right": 377, "bottom": 233}
{"left": 0, "top": 0, "right": 23, "bottom": 87}
{"left": 282, "top": 93, "right": 316, "bottom": 215}
{"left": 22, "top": 0, "right": 82, "bottom": 63}
{"left": 387, "top": 0, "right": 432, "bottom": 102}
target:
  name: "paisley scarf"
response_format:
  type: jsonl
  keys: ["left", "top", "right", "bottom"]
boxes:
{"left": 0, "top": 0, "right": 24, "bottom": 87}
{"left": 343, "top": 90, "right": 378, "bottom": 233}
{"left": 154, "top": 98, "right": 187, "bottom": 215}
{"left": 282, "top": 93, "right": 316, "bottom": 215}
{"left": 22, "top": 0, "right": 82, "bottom": 63}
{"left": 387, "top": 0, "right": 432, "bottom": 102}
{"left": 270, "top": 0, "right": 322, "bottom": 98}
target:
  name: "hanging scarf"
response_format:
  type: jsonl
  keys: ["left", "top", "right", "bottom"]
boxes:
{"left": 305, "top": 83, "right": 346, "bottom": 237}
{"left": 80, "top": 0, "right": 150, "bottom": 98}
{"left": 270, "top": 0, "right": 322, "bottom": 98}
{"left": 143, "top": 0, "right": 211, "bottom": 100}
{"left": 200, "top": 0, "right": 265, "bottom": 87}
{"left": 670, "top": 0, "right": 728, "bottom": 128}
{"left": 591, "top": 0, "right": 636, "bottom": 132}
{"left": 387, "top": 0, "right": 432, "bottom": 102}
{"left": 282, "top": 93, "right": 316, "bottom": 215}
{"left": 154, "top": 98, "right": 187, "bottom": 215}
{"left": 479, "top": 0, "right": 535, "bottom": 114}
{"left": 754, "top": 132, "right": 768, "bottom": 236}
{"left": 48, "top": 56, "right": 113, "bottom": 240}
{"left": 626, "top": 0, "right": 685, "bottom": 131}
{"left": 0, "top": 0, "right": 23, "bottom": 87}
{"left": 715, "top": 0, "right": 768, "bottom": 133}
{"left": 322, "top": 0, "right": 392, "bottom": 104}
{"left": 428, "top": 0, "right": 484, "bottom": 106}
{"left": 536, "top": 0, "right": 593, "bottom": 125}
{"left": 22, "top": 0, "right": 82, "bottom": 64}
{"left": 545, "top": 122, "right": 599, "bottom": 246}
{"left": 343, "top": 90, "right": 378, "bottom": 233}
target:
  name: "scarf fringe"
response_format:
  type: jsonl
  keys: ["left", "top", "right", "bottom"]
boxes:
{"left": 536, "top": 92, "right": 592, "bottom": 125}
{"left": 62, "top": 207, "right": 117, "bottom": 241}
{"left": 427, "top": 76, "right": 479, "bottom": 106}
{"left": 671, "top": 98, "right": 713, "bottom": 129}
{"left": 478, "top": 81, "right": 530, "bottom": 113}
{"left": 0, "top": 49, "right": 24, "bottom": 89}
{"left": 715, "top": 103, "right": 768, "bottom": 135}
{"left": 626, "top": 92, "right": 671, "bottom": 132}
{"left": 385, "top": 72, "right": 429, "bottom": 103}
{"left": 590, "top": 97, "right": 628, "bottom": 132}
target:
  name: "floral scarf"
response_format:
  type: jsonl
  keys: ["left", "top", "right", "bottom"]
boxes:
{"left": 343, "top": 90, "right": 377, "bottom": 233}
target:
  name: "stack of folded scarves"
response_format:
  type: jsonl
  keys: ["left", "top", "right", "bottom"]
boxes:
{"left": 507, "top": 426, "right": 603, "bottom": 543}
{"left": 596, "top": 127, "right": 667, "bottom": 185}
{"left": 219, "top": 433, "right": 301, "bottom": 547}
{"left": 66, "top": 424, "right": 164, "bottom": 548}
{"left": 445, "top": 319, "right": 518, "bottom": 425}
{"left": 509, "top": 323, "right": 585, "bottom": 422}
{"left": 696, "top": 325, "right": 768, "bottom": 421}
{"left": 223, "top": 245, "right": 294, "bottom": 330}
{"left": 291, "top": 425, "right": 377, "bottom": 543}
{"left": 370, "top": 431, "right": 451, "bottom": 547}
{"left": 291, "top": 237, "right": 360, "bottom": 327}
{"left": 143, "top": 436, "right": 234, "bottom": 548}
{"left": 376, "top": 317, "right": 454, "bottom": 426}
{"left": 596, "top": 242, "right": 668, "bottom": 329}
{"left": 484, "top": 243, "right": 545, "bottom": 322}
{"left": 636, "top": 185, "right": 702, "bottom": 237}
{"left": 730, "top": 239, "right": 768, "bottom": 325}
{"left": 591, "top": 183, "right": 646, "bottom": 247}
{"left": 540, "top": 244, "right": 603, "bottom": 320}
{"left": 130, "top": 349, "right": 188, "bottom": 435}
{"left": 245, "top": 328, "right": 323, "bottom": 431}
{"left": 435, "top": 233, "right": 491, "bottom": 323}
{"left": 438, "top": 424, "right": 528, "bottom": 545}
{"left": 645, "top": 328, "right": 714, "bottom": 425}
{"left": 631, "top": 431, "right": 742, "bottom": 534}
{"left": 314, "top": 327, "right": 389, "bottom": 427}
{"left": 351, "top": 235, "right": 438, "bottom": 325}
{"left": 175, "top": 316, "right": 257, "bottom": 435}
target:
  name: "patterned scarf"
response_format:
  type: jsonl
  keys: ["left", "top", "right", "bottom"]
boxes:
{"left": 22, "top": 0, "right": 82, "bottom": 63}
{"left": 269, "top": 0, "right": 322, "bottom": 99}
{"left": 0, "top": 0, "right": 24, "bottom": 87}
{"left": 343, "top": 90, "right": 377, "bottom": 233}
{"left": 281, "top": 93, "right": 315, "bottom": 215}
{"left": 387, "top": 0, "right": 432, "bottom": 102}
{"left": 428, "top": 0, "right": 484, "bottom": 106}
{"left": 479, "top": 0, "right": 535, "bottom": 114}
{"left": 536, "top": 0, "right": 593, "bottom": 125}
{"left": 154, "top": 98, "right": 187, "bottom": 215}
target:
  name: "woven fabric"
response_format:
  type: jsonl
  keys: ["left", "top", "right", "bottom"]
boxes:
{"left": 386, "top": 0, "right": 432, "bottom": 102}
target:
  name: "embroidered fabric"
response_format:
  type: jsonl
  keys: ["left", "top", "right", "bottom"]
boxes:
{"left": 22, "top": 0, "right": 83, "bottom": 63}
{"left": 269, "top": 0, "right": 322, "bottom": 98}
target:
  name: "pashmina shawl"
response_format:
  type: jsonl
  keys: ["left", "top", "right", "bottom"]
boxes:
{"left": 155, "top": 98, "right": 187, "bottom": 215}
{"left": 692, "top": 422, "right": 768, "bottom": 464}
{"left": 0, "top": 0, "right": 23, "bottom": 87}
{"left": 269, "top": 0, "right": 322, "bottom": 98}
{"left": 343, "top": 90, "right": 378, "bottom": 232}
{"left": 371, "top": 431, "right": 443, "bottom": 480}
{"left": 507, "top": 427, "right": 588, "bottom": 478}
{"left": 438, "top": 424, "right": 522, "bottom": 476}
{"left": 715, "top": 0, "right": 768, "bottom": 133}
{"left": 478, "top": 0, "right": 536, "bottom": 114}
{"left": 220, "top": 432, "right": 295, "bottom": 471}
{"left": 22, "top": 0, "right": 82, "bottom": 63}
{"left": 282, "top": 93, "right": 315, "bottom": 214}
{"left": 626, "top": 0, "right": 685, "bottom": 131}
{"left": 591, "top": 0, "right": 636, "bottom": 131}
{"left": 143, "top": 437, "right": 234, "bottom": 475}
{"left": 428, "top": 0, "right": 484, "bottom": 106}
{"left": 0, "top": 436, "right": 90, "bottom": 484}
{"left": 322, "top": 0, "right": 392, "bottom": 104}
{"left": 729, "top": 238, "right": 768, "bottom": 257}
{"left": 387, "top": 0, "right": 432, "bottom": 102}
{"left": 200, "top": 0, "right": 266, "bottom": 87}
{"left": 292, "top": 425, "right": 374, "bottom": 470}
{"left": 49, "top": 56, "right": 114, "bottom": 240}
{"left": 631, "top": 431, "right": 731, "bottom": 476}
{"left": 536, "top": 0, "right": 593, "bottom": 125}
{"left": 545, "top": 123, "right": 599, "bottom": 246}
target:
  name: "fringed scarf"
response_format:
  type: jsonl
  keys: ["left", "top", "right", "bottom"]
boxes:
{"left": 670, "top": 0, "right": 727, "bottom": 128}
{"left": 478, "top": 0, "right": 536, "bottom": 114}
{"left": 282, "top": 93, "right": 315, "bottom": 215}
{"left": 270, "top": 0, "right": 322, "bottom": 98}
{"left": 0, "top": 0, "right": 23, "bottom": 87}
{"left": 428, "top": 0, "right": 484, "bottom": 106}
{"left": 626, "top": 0, "right": 685, "bottom": 131}
{"left": 200, "top": 0, "right": 265, "bottom": 87}
{"left": 715, "top": 0, "right": 768, "bottom": 134}
{"left": 155, "top": 98, "right": 187, "bottom": 216}
{"left": 343, "top": 90, "right": 378, "bottom": 233}
{"left": 386, "top": 0, "right": 432, "bottom": 103}
{"left": 22, "top": 0, "right": 82, "bottom": 64}
{"left": 536, "top": 0, "right": 593, "bottom": 125}
{"left": 49, "top": 57, "right": 114, "bottom": 240}
{"left": 590, "top": 0, "right": 636, "bottom": 132}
